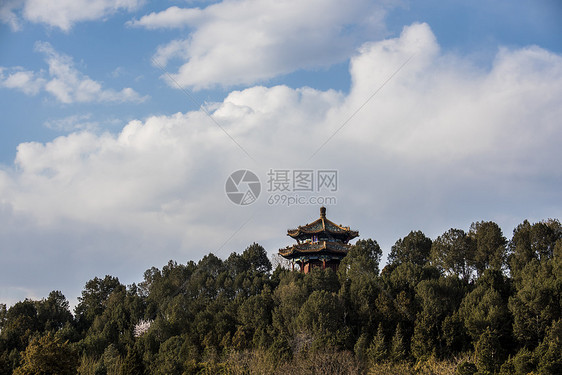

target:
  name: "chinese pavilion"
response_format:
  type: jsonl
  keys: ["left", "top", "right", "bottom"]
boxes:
{"left": 279, "top": 207, "right": 359, "bottom": 273}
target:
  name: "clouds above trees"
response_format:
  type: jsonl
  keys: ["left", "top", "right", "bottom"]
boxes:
{"left": 1, "top": 23, "right": 561, "bottom": 305}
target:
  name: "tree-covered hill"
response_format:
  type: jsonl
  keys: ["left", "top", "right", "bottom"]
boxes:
{"left": 1, "top": 219, "right": 561, "bottom": 374}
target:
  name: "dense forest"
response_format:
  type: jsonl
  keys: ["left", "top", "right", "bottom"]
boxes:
{"left": 0, "top": 219, "right": 561, "bottom": 375}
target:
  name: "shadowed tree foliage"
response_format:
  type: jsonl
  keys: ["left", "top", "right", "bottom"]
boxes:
{"left": 389, "top": 230, "right": 432, "bottom": 266}
{"left": 13, "top": 332, "right": 77, "bottom": 375}
{"left": 0, "top": 224, "right": 560, "bottom": 375}
{"left": 431, "top": 228, "right": 476, "bottom": 281}
{"left": 340, "top": 238, "right": 382, "bottom": 278}
{"left": 474, "top": 327, "right": 504, "bottom": 374}
{"left": 469, "top": 221, "right": 508, "bottom": 275}
{"left": 508, "top": 219, "right": 561, "bottom": 283}
{"left": 74, "top": 275, "right": 123, "bottom": 333}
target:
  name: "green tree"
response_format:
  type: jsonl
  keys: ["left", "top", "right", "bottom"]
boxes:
{"left": 1, "top": 299, "right": 39, "bottom": 351}
{"left": 121, "top": 344, "right": 145, "bottom": 375}
{"left": 534, "top": 319, "right": 562, "bottom": 374}
{"left": 459, "top": 269, "right": 513, "bottom": 347}
{"left": 390, "top": 323, "right": 407, "bottom": 362}
{"left": 366, "top": 322, "right": 387, "bottom": 364}
{"left": 297, "top": 290, "right": 350, "bottom": 350}
{"left": 431, "top": 228, "right": 475, "bottom": 281}
{"left": 411, "top": 276, "right": 466, "bottom": 359}
{"left": 153, "top": 336, "right": 186, "bottom": 375}
{"left": 339, "top": 238, "right": 382, "bottom": 278}
{"left": 509, "top": 219, "right": 561, "bottom": 283}
{"left": 389, "top": 230, "right": 432, "bottom": 266}
{"left": 0, "top": 303, "right": 6, "bottom": 330}
{"left": 37, "top": 291, "right": 73, "bottom": 332}
{"left": 75, "top": 275, "right": 123, "bottom": 332}
{"left": 272, "top": 276, "right": 308, "bottom": 344}
{"left": 508, "top": 258, "right": 560, "bottom": 348}
{"left": 469, "top": 221, "right": 507, "bottom": 275}
{"left": 242, "top": 242, "right": 272, "bottom": 274}
{"left": 474, "top": 327, "right": 504, "bottom": 374}
{"left": 13, "top": 332, "right": 77, "bottom": 375}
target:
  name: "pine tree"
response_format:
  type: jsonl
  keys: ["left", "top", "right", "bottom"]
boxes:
{"left": 13, "top": 332, "right": 77, "bottom": 375}
{"left": 475, "top": 327, "right": 503, "bottom": 374}
{"left": 367, "top": 323, "right": 387, "bottom": 364}
{"left": 390, "top": 323, "right": 407, "bottom": 362}
{"left": 120, "top": 345, "right": 145, "bottom": 375}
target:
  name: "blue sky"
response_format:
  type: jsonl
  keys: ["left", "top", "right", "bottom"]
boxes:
{"left": 1, "top": 0, "right": 561, "bottom": 307}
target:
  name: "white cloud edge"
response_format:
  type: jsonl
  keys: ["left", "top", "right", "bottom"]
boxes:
{"left": 0, "top": 42, "right": 147, "bottom": 104}
{"left": 0, "top": 0, "right": 145, "bottom": 31}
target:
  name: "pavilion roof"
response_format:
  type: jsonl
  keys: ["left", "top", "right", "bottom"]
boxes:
{"left": 279, "top": 240, "right": 352, "bottom": 258}
{"left": 287, "top": 207, "right": 359, "bottom": 240}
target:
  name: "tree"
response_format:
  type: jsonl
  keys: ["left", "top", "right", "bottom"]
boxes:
{"left": 431, "top": 228, "right": 475, "bottom": 281}
{"left": 366, "top": 323, "right": 387, "bottom": 364}
{"left": 13, "top": 332, "right": 77, "bottom": 375}
{"left": 1, "top": 300, "right": 39, "bottom": 351}
{"left": 508, "top": 258, "right": 560, "bottom": 348}
{"left": 297, "top": 290, "right": 350, "bottom": 350}
{"left": 469, "top": 221, "right": 507, "bottom": 275}
{"left": 509, "top": 219, "right": 561, "bottom": 282}
{"left": 474, "top": 327, "right": 504, "bottom": 374}
{"left": 534, "top": 319, "right": 562, "bottom": 374}
{"left": 390, "top": 323, "right": 407, "bottom": 362}
{"left": 242, "top": 242, "right": 272, "bottom": 274}
{"left": 389, "top": 230, "right": 432, "bottom": 266}
{"left": 153, "top": 336, "right": 186, "bottom": 375}
{"left": 339, "top": 238, "right": 382, "bottom": 278}
{"left": 37, "top": 291, "right": 73, "bottom": 332}
{"left": 74, "top": 275, "right": 123, "bottom": 331}
{"left": 121, "top": 344, "right": 145, "bottom": 375}
{"left": 459, "top": 269, "right": 512, "bottom": 346}
{"left": 0, "top": 304, "right": 6, "bottom": 330}
{"left": 411, "top": 276, "right": 466, "bottom": 359}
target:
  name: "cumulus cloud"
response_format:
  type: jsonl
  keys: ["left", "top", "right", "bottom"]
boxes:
{"left": 0, "top": 42, "right": 146, "bottom": 104}
{"left": 0, "top": 0, "right": 143, "bottom": 31}
{"left": 1, "top": 23, "right": 562, "bottom": 304}
{"left": 130, "top": 0, "right": 393, "bottom": 90}
{"left": 0, "top": 67, "right": 45, "bottom": 95}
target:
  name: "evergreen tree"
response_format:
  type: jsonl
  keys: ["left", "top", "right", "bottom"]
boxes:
{"left": 389, "top": 230, "right": 432, "bottom": 266}
{"left": 121, "top": 345, "right": 145, "bottom": 375}
{"left": 367, "top": 323, "right": 387, "bottom": 364}
{"left": 390, "top": 323, "right": 407, "bottom": 362}
{"left": 431, "top": 228, "right": 476, "bottom": 281}
{"left": 13, "top": 332, "right": 77, "bottom": 375}
{"left": 475, "top": 327, "right": 503, "bottom": 374}
{"left": 469, "top": 221, "right": 507, "bottom": 275}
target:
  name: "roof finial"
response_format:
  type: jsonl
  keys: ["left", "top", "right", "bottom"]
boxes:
{"left": 320, "top": 206, "right": 326, "bottom": 218}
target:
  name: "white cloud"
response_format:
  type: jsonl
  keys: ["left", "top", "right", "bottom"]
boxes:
{"left": 0, "top": 42, "right": 147, "bottom": 104}
{"left": 127, "top": 6, "right": 202, "bottom": 29}
{"left": 131, "top": 0, "right": 393, "bottom": 90}
{"left": 0, "top": 0, "right": 24, "bottom": 30}
{"left": 0, "top": 67, "right": 45, "bottom": 95}
{"left": 44, "top": 113, "right": 99, "bottom": 132}
{"left": 0, "top": 0, "right": 144, "bottom": 31}
{"left": 1, "top": 23, "right": 562, "bottom": 305}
